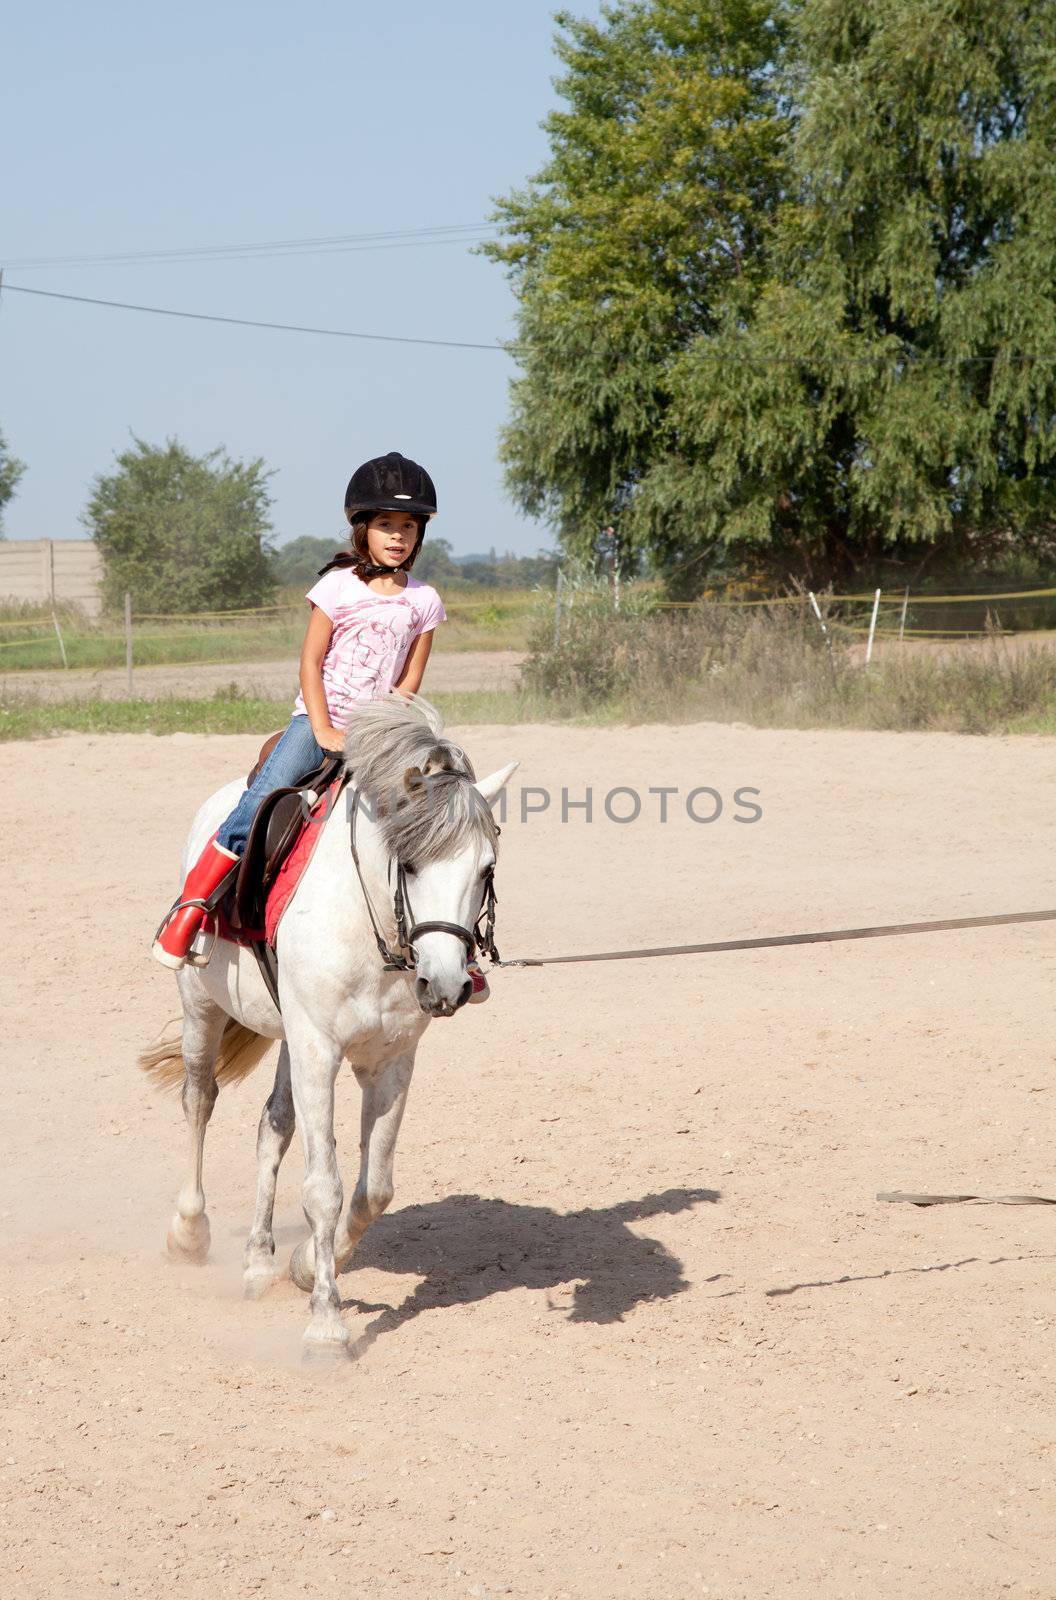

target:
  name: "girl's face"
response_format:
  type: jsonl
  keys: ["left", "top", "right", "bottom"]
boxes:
{"left": 365, "top": 511, "right": 420, "bottom": 569}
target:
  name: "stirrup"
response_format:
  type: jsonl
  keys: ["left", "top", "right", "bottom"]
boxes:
{"left": 152, "top": 891, "right": 221, "bottom": 969}
{"left": 152, "top": 893, "right": 210, "bottom": 945}
{"left": 186, "top": 917, "right": 219, "bottom": 968}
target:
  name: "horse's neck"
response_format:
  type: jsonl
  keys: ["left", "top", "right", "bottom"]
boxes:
{"left": 310, "top": 785, "right": 396, "bottom": 934}
{"left": 282, "top": 785, "right": 421, "bottom": 1043}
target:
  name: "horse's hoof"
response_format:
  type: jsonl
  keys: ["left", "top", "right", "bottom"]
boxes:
{"left": 242, "top": 1266, "right": 276, "bottom": 1300}
{"left": 302, "top": 1320, "right": 350, "bottom": 1363}
{"left": 166, "top": 1213, "right": 210, "bottom": 1264}
{"left": 302, "top": 1342, "right": 349, "bottom": 1367}
{"left": 289, "top": 1240, "right": 315, "bottom": 1293}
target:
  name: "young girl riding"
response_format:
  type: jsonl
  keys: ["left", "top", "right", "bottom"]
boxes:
{"left": 151, "top": 449, "right": 489, "bottom": 1001}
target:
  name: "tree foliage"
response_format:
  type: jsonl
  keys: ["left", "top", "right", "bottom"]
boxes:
{"left": 271, "top": 534, "right": 342, "bottom": 588}
{"left": 489, "top": 0, "right": 1056, "bottom": 589}
{"left": 0, "top": 426, "right": 26, "bottom": 535}
{"left": 485, "top": 0, "right": 789, "bottom": 579}
{"left": 83, "top": 437, "right": 276, "bottom": 613}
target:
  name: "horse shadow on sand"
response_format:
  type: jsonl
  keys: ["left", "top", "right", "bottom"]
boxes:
{"left": 336, "top": 1186, "right": 720, "bottom": 1356}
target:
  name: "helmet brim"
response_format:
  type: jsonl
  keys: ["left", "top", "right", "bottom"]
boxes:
{"left": 346, "top": 499, "right": 435, "bottom": 520}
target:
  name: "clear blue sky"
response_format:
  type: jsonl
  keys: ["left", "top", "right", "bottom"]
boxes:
{"left": 2, "top": 1, "right": 596, "bottom": 556}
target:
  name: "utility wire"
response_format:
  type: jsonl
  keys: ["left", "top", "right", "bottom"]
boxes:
{"left": 7, "top": 236, "right": 497, "bottom": 269}
{"left": 0, "top": 281, "right": 509, "bottom": 352}
{"left": 5, "top": 278, "right": 1056, "bottom": 366}
{"left": 3, "top": 222, "right": 498, "bottom": 270}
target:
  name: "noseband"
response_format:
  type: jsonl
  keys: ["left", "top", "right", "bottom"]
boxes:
{"left": 348, "top": 783, "right": 500, "bottom": 975}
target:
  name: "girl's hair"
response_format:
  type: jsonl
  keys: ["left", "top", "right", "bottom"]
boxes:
{"left": 317, "top": 510, "right": 427, "bottom": 581}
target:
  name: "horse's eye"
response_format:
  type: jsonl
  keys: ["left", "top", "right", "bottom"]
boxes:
{"left": 403, "top": 862, "right": 417, "bottom": 877}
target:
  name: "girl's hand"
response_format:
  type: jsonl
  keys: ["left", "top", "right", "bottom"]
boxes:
{"left": 313, "top": 723, "right": 347, "bottom": 754}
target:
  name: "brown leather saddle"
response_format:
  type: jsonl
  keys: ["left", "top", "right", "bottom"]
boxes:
{"left": 230, "top": 756, "right": 345, "bottom": 936}
{"left": 199, "top": 733, "right": 347, "bottom": 1010}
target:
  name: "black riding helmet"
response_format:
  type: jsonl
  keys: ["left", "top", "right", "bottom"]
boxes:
{"left": 344, "top": 451, "right": 437, "bottom": 522}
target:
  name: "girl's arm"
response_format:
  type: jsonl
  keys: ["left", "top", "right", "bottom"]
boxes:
{"left": 299, "top": 606, "right": 345, "bottom": 752}
{"left": 393, "top": 629, "right": 435, "bottom": 697}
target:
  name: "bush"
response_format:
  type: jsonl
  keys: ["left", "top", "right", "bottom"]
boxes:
{"left": 84, "top": 436, "right": 276, "bottom": 614}
{"left": 521, "top": 579, "right": 1056, "bottom": 733}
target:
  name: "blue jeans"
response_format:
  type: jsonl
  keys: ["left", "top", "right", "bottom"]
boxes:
{"left": 216, "top": 714, "right": 325, "bottom": 855}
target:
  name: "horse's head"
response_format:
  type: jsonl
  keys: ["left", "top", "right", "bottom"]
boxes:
{"left": 397, "top": 759, "right": 518, "bottom": 1016}
{"left": 343, "top": 693, "right": 519, "bottom": 1016}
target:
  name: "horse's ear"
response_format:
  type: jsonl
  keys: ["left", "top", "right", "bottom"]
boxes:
{"left": 403, "top": 765, "right": 426, "bottom": 794}
{"left": 423, "top": 744, "right": 459, "bottom": 776}
{"left": 473, "top": 761, "right": 519, "bottom": 807}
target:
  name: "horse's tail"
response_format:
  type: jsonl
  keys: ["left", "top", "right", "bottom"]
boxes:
{"left": 138, "top": 1018, "right": 274, "bottom": 1094}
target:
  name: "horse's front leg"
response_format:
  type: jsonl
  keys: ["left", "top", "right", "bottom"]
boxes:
{"left": 337, "top": 1055, "right": 415, "bottom": 1272}
{"left": 289, "top": 1053, "right": 414, "bottom": 1286}
{"left": 287, "top": 1025, "right": 347, "bottom": 1352}
{"left": 167, "top": 983, "right": 228, "bottom": 1263}
{"left": 243, "top": 1044, "right": 295, "bottom": 1298}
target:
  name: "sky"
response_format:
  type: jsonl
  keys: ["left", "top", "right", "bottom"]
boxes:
{"left": 1, "top": 1, "right": 600, "bottom": 556}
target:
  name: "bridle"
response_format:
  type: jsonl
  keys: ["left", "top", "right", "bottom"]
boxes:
{"left": 347, "top": 781, "right": 500, "bottom": 975}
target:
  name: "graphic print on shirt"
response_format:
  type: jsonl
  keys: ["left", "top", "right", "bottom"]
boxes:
{"left": 292, "top": 568, "right": 447, "bottom": 725}
{"left": 327, "top": 595, "right": 423, "bottom": 715}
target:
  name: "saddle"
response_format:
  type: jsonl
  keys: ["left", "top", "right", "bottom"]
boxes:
{"left": 201, "top": 733, "right": 348, "bottom": 1009}
{"left": 230, "top": 752, "right": 345, "bottom": 937}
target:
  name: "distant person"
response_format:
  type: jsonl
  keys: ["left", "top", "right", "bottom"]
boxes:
{"left": 151, "top": 450, "right": 489, "bottom": 1001}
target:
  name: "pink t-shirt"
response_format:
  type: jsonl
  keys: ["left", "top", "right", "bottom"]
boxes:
{"left": 292, "top": 567, "right": 447, "bottom": 727}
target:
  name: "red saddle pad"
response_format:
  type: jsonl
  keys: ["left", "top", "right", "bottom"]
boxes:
{"left": 264, "top": 778, "right": 343, "bottom": 947}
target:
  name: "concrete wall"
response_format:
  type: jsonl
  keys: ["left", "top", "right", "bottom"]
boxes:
{"left": 0, "top": 540, "right": 103, "bottom": 617}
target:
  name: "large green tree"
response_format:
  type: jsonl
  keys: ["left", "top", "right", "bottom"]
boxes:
{"left": 491, "top": 0, "right": 1056, "bottom": 590}
{"left": 484, "top": 0, "right": 791, "bottom": 578}
{"left": 0, "top": 426, "right": 26, "bottom": 535}
{"left": 84, "top": 437, "right": 276, "bottom": 613}
{"left": 648, "top": 0, "right": 1056, "bottom": 586}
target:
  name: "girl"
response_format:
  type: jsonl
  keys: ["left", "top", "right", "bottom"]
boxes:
{"left": 152, "top": 450, "right": 490, "bottom": 1001}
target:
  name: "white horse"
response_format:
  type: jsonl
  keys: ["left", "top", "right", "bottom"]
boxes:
{"left": 140, "top": 692, "right": 518, "bottom": 1354}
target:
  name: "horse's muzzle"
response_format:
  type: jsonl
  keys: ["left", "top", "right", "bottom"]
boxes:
{"left": 415, "top": 974, "right": 473, "bottom": 1016}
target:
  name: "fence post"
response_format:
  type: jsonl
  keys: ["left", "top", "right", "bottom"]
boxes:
{"left": 553, "top": 569, "right": 564, "bottom": 649}
{"left": 808, "top": 590, "right": 829, "bottom": 639}
{"left": 808, "top": 590, "right": 838, "bottom": 687}
{"left": 51, "top": 609, "right": 68, "bottom": 669}
{"left": 865, "top": 588, "right": 882, "bottom": 665}
{"left": 898, "top": 587, "right": 910, "bottom": 643}
{"left": 124, "top": 593, "right": 134, "bottom": 698}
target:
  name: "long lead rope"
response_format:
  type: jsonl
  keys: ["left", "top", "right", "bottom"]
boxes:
{"left": 493, "top": 906, "right": 1056, "bottom": 969}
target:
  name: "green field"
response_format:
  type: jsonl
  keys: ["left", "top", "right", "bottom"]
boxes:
{"left": 0, "top": 588, "right": 541, "bottom": 673}
{"left": 0, "top": 687, "right": 570, "bottom": 742}
{"left": 3, "top": 680, "right": 1054, "bottom": 742}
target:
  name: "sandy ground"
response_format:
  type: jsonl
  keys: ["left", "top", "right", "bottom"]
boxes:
{"left": 2, "top": 719, "right": 1055, "bottom": 1600}
{"left": 0, "top": 650, "right": 527, "bottom": 704}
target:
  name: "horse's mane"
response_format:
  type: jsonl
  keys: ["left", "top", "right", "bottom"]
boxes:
{"left": 342, "top": 691, "right": 498, "bottom": 865}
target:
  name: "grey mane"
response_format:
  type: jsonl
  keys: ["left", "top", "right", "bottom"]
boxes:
{"left": 341, "top": 691, "right": 498, "bottom": 865}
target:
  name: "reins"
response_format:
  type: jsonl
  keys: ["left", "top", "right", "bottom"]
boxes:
{"left": 493, "top": 907, "right": 1056, "bottom": 969}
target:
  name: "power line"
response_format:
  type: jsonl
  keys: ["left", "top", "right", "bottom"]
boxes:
{"left": 10, "top": 235, "right": 497, "bottom": 270}
{"left": 3, "top": 222, "right": 498, "bottom": 270}
{"left": 0, "top": 280, "right": 509, "bottom": 352}
{"left": 4, "top": 278, "right": 1056, "bottom": 367}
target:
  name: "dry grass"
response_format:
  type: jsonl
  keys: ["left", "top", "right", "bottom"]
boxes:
{"left": 522, "top": 582, "right": 1056, "bottom": 734}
